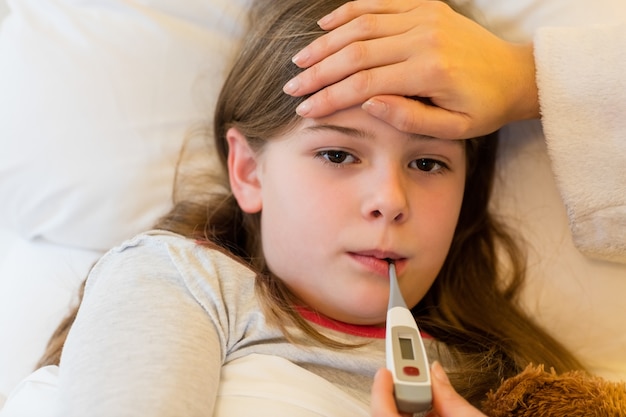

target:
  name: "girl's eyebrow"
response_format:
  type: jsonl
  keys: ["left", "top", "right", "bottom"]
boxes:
{"left": 303, "top": 124, "right": 371, "bottom": 139}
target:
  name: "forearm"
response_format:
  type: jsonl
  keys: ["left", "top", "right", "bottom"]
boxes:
{"left": 506, "top": 42, "right": 540, "bottom": 123}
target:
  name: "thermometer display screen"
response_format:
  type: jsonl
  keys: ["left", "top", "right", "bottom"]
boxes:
{"left": 399, "top": 336, "right": 415, "bottom": 360}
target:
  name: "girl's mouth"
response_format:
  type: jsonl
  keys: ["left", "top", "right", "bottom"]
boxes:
{"left": 348, "top": 251, "right": 407, "bottom": 277}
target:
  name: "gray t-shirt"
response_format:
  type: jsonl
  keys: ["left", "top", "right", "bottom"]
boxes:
{"left": 58, "top": 230, "right": 411, "bottom": 416}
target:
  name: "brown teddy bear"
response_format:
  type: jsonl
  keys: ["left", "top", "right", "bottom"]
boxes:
{"left": 482, "top": 364, "right": 626, "bottom": 417}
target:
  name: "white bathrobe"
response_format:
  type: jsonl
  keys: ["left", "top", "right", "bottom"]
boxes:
{"left": 536, "top": 23, "right": 626, "bottom": 263}
{"left": 490, "top": 22, "right": 626, "bottom": 382}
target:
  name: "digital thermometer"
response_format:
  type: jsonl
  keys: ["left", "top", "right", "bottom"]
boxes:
{"left": 385, "top": 262, "right": 432, "bottom": 413}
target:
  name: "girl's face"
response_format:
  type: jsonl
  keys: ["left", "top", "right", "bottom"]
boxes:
{"left": 228, "top": 106, "right": 467, "bottom": 326}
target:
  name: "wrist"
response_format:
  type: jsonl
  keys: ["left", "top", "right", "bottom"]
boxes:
{"left": 509, "top": 42, "right": 541, "bottom": 122}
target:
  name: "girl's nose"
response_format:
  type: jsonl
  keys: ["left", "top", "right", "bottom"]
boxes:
{"left": 362, "top": 170, "right": 409, "bottom": 224}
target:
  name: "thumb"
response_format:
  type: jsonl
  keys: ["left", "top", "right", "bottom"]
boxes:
{"left": 362, "top": 95, "right": 475, "bottom": 140}
{"left": 370, "top": 368, "right": 412, "bottom": 417}
{"left": 427, "top": 361, "right": 487, "bottom": 417}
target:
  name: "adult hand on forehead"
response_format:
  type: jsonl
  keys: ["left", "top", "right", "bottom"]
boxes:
{"left": 283, "top": 0, "right": 539, "bottom": 140}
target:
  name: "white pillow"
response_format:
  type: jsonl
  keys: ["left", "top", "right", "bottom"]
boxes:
{"left": 0, "top": 1, "right": 7, "bottom": 22}
{"left": 467, "top": 0, "right": 626, "bottom": 41}
{"left": 0, "top": 0, "right": 250, "bottom": 400}
{"left": 0, "top": 231, "right": 101, "bottom": 397}
{"left": 0, "top": 366, "right": 58, "bottom": 417}
{"left": 0, "top": 0, "right": 249, "bottom": 252}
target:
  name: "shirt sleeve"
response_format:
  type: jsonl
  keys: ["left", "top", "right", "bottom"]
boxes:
{"left": 56, "top": 235, "right": 225, "bottom": 417}
{"left": 534, "top": 22, "right": 626, "bottom": 264}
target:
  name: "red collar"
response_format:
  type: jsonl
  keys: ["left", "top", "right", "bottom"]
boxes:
{"left": 297, "top": 307, "right": 431, "bottom": 340}
{"left": 297, "top": 307, "right": 386, "bottom": 338}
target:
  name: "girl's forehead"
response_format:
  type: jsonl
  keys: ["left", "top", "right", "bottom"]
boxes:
{"left": 297, "top": 107, "right": 407, "bottom": 139}
{"left": 294, "top": 107, "right": 465, "bottom": 151}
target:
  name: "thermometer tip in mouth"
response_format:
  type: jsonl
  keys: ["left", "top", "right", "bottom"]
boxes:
{"left": 387, "top": 261, "right": 406, "bottom": 310}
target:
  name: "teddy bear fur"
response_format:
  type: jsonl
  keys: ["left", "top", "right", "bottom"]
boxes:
{"left": 482, "top": 364, "right": 626, "bottom": 417}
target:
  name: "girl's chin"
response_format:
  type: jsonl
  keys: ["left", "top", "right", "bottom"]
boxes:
{"left": 334, "top": 311, "right": 388, "bottom": 327}
{"left": 304, "top": 305, "right": 387, "bottom": 328}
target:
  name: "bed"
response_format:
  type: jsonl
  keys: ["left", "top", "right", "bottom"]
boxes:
{"left": 1, "top": 0, "right": 625, "bottom": 413}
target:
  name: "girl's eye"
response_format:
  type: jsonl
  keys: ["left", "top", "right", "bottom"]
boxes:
{"left": 410, "top": 158, "right": 446, "bottom": 172}
{"left": 317, "top": 150, "right": 359, "bottom": 165}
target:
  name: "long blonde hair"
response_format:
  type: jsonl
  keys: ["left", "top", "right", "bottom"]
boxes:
{"left": 40, "top": 0, "right": 584, "bottom": 407}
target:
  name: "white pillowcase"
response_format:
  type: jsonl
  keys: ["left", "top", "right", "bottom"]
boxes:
{"left": 0, "top": 231, "right": 101, "bottom": 398}
{"left": 0, "top": 366, "right": 58, "bottom": 417}
{"left": 467, "top": 0, "right": 626, "bottom": 41}
{"left": 0, "top": 2, "right": 7, "bottom": 21}
{"left": 0, "top": 0, "right": 250, "bottom": 252}
{"left": 0, "top": 0, "right": 250, "bottom": 399}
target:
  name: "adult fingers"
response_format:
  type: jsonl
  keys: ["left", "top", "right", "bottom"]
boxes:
{"left": 293, "top": 14, "right": 412, "bottom": 69}
{"left": 317, "top": 0, "right": 425, "bottom": 30}
{"left": 294, "top": 3, "right": 422, "bottom": 69}
{"left": 285, "top": 32, "right": 413, "bottom": 99}
{"left": 362, "top": 95, "right": 476, "bottom": 139}
{"left": 290, "top": 61, "right": 422, "bottom": 120}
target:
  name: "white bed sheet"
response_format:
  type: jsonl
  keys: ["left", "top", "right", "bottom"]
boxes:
{"left": 0, "top": 354, "right": 371, "bottom": 417}
{"left": 0, "top": 366, "right": 58, "bottom": 417}
{"left": 0, "top": 230, "right": 102, "bottom": 400}
{"left": 0, "top": 0, "right": 248, "bottom": 401}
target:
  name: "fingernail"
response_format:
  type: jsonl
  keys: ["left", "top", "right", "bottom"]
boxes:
{"left": 431, "top": 361, "right": 450, "bottom": 383}
{"left": 283, "top": 78, "right": 299, "bottom": 95}
{"left": 317, "top": 13, "right": 333, "bottom": 28}
{"left": 362, "top": 99, "right": 387, "bottom": 116}
{"left": 296, "top": 100, "right": 312, "bottom": 116}
{"left": 292, "top": 50, "right": 309, "bottom": 67}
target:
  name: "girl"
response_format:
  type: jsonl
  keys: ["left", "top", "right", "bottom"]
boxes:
{"left": 46, "top": 0, "right": 583, "bottom": 415}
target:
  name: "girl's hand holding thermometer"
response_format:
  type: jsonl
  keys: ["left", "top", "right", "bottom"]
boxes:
{"left": 385, "top": 262, "right": 432, "bottom": 413}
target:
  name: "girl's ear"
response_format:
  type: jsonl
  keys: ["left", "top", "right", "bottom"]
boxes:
{"left": 227, "top": 127, "right": 263, "bottom": 213}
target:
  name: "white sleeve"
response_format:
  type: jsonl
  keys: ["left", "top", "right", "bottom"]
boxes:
{"left": 534, "top": 23, "right": 626, "bottom": 264}
{"left": 56, "top": 238, "right": 224, "bottom": 417}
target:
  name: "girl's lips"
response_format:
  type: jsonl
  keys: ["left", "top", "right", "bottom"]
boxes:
{"left": 348, "top": 252, "right": 407, "bottom": 277}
